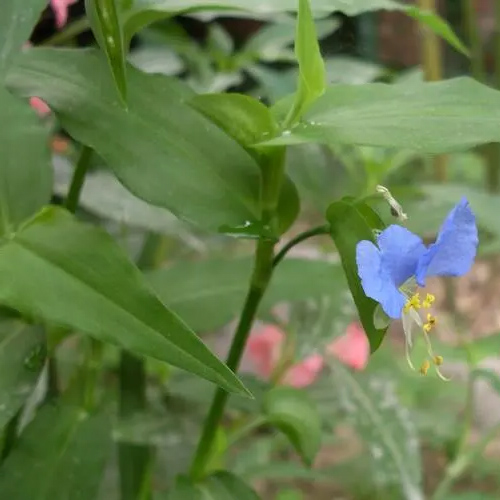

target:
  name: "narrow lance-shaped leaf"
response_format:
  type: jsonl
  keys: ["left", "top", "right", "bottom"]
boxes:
{"left": 0, "top": 320, "right": 45, "bottom": 429}
{"left": 85, "top": 0, "right": 128, "bottom": 105}
{"left": 190, "top": 92, "right": 299, "bottom": 235}
{"left": 285, "top": 0, "right": 326, "bottom": 127}
{"left": 0, "top": 206, "right": 249, "bottom": 395}
{"left": 326, "top": 199, "right": 387, "bottom": 352}
{"left": 0, "top": 89, "right": 52, "bottom": 236}
{"left": 53, "top": 157, "right": 203, "bottom": 250}
{"left": 0, "top": 404, "right": 112, "bottom": 500}
{"left": 263, "top": 78, "right": 500, "bottom": 154}
{"left": 0, "top": 0, "right": 48, "bottom": 78}
{"left": 7, "top": 49, "right": 261, "bottom": 232}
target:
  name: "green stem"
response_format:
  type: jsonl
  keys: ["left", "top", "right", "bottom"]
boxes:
{"left": 118, "top": 351, "right": 150, "bottom": 500}
{"left": 65, "top": 146, "right": 93, "bottom": 213}
{"left": 41, "top": 17, "right": 91, "bottom": 46}
{"left": 83, "top": 338, "right": 103, "bottom": 411}
{"left": 44, "top": 146, "right": 94, "bottom": 405}
{"left": 432, "top": 422, "right": 500, "bottom": 500}
{"left": 419, "top": 0, "right": 447, "bottom": 183}
{"left": 273, "top": 225, "right": 329, "bottom": 268}
{"left": 495, "top": 0, "right": 500, "bottom": 91}
{"left": 454, "top": 371, "right": 474, "bottom": 458}
{"left": 189, "top": 149, "right": 286, "bottom": 481}
{"left": 419, "top": 0, "right": 442, "bottom": 82}
{"left": 463, "top": 0, "right": 484, "bottom": 82}
{"left": 189, "top": 240, "right": 274, "bottom": 480}
{"left": 486, "top": 2, "right": 500, "bottom": 194}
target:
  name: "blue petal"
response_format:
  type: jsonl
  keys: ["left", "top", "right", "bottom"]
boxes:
{"left": 377, "top": 225, "right": 426, "bottom": 287}
{"left": 416, "top": 197, "right": 478, "bottom": 286}
{"left": 356, "top": 239, "right": 407, "bottom": 319}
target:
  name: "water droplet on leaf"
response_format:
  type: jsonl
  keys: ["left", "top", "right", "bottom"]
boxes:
{"left": 24, "top": 344, "right": 46, "bottom": 372}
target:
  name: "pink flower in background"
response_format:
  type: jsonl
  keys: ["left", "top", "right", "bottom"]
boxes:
{"left": 22, "top": 44, "right": 51, "bottom": 116}
{"left": 327, "top": 322, "right": 370, "bottom": 371}
{"left": 246, "top": 325, "right": 324, "bottom": 388}
{"left": 51, "top": 0, "right": 77, "bottom": 29}
{"left": 246, "top": 325, "right": 283, "bottom": 378}
{"left": 29, "top": 97, "right": 51, "bottom": 116}
{"left": 23, "top": 44, "right": 51, "bottom": 116}
{"left": 282, "top": 354, "right": 324, "bottom": 388}
{"left": 246, "top": 321, "right": 369, "bottom": 388}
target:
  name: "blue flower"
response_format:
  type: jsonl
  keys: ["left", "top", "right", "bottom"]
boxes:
{"left": 356, "top": 197, "right": 478, "bottom": 376}
{"left": 356, "top": 197, "right": 477, "bottom": 319}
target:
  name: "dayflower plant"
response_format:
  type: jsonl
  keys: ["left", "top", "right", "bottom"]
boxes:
{"left": 356, "top": 198, "right": 478, "bottom": 378}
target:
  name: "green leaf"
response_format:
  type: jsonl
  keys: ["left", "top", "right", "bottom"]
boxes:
{"left": 244, "top": 18, "right": 338, "bottom": 63}
{"left": 0, "top": 0, "right": 48, "bottom": 77}
{"left": 190, "top": 93, "right": 278, "bottom": 151}
{"left": 326, "top": 199, "right": 387, "bottom": 352}
{"left": 85, "top": 0, "right": 128, "bottom": 105}
{"left": 207, "top": 24, "right": 234, "bottom": 64}
{"left": 189, "top": 93, "right": 299, "bottom": 234}
{"left": 122, "top": 1, "right": 464, "bottom": 57}
{"left": 263, "top": 386, "right": 321, "bottom": 465}
{"left": 285, "top": 0, "right": 326, "bottom": 126}
{"left": 0, "top": 404, "right": 112, "bottom": 500}
{"left": 247, "top": 65, "right": 297, "bottom": 103}
{"left": 0, "top": 320, "right": 45, "bottom": 429}
{"left": 200, "top": 471, "right": 260, "bottom": 499}
{"left": 277, "top": 176, "right": 300, "bottom": 235}
{"left": 204, "top": 426, "right": 228, "bottom": 476}
{"left": 325, "top": 56, "right": 384, "bottom": 84}
{"left": 0, "top": 89, "right": 52, "bottom": 236}
{"left": 53, "top": 157, "right": 200, "bottom": 244}
{"left": 404, "top": 5, "right": 468, "bottom": 56}
{"left": 167, "top": 471, "right": 259, "bottom": 500}
{"left": 166, "top": 476, "right": 204, "bottom": 500}
{"left": 147, "top": 258, "right": 348, "bottom": 334}
{"left": 262, "top": 78, "right": 500, "bottom": 154}
{"left": 327, "top": 362, "right": 423, "bottom": 499}
{"left": 0, "top": 206, "right": 249, "bottom": 395}
{"left": 128, "top": 45, "right": 185, "bottom": 76}
{"left": 286, "top": 143, "right": 343, "bottom": 213}
{"left": 8, "top": 48, "right": 261, "bottom": 232}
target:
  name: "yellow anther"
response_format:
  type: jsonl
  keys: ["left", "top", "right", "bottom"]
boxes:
{"left": 404, "top": 293, "right": 421, "bottom": 313}
{"left": 422, "top": 293, "right": 435, "bottom": 308}
{"left": 419, "top": 360, "right": 430, "bottom": 376}
{"left": 433, "top": 355, "right": 443, "bottom": 366}
{"left": 423, "top": 313, "right": 437, "bottom": 333}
